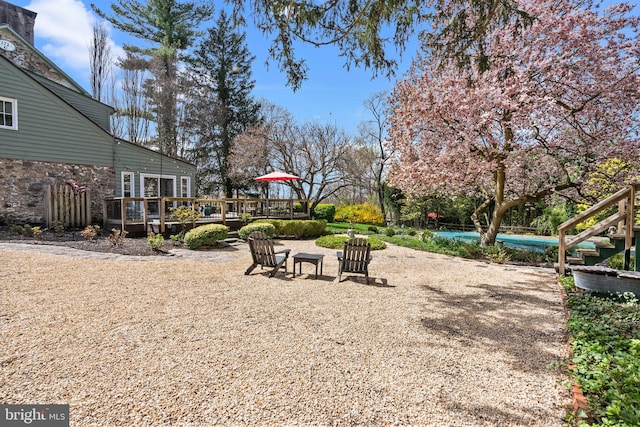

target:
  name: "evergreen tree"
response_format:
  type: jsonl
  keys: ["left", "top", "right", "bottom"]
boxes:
{"left": 224, "top": 0, "right": 530, "bottom": 89}
{"left": 91, "top": 0, "right": 213, "bottom": 156}
{"left": 184, "top": 10, "right": 261, "bottom": 197}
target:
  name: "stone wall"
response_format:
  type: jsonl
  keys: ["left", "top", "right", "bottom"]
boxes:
{"left": 0, "top": 27, "right": 78, "bottom": 90}
{"left": 0, "top": 158, "right": 115, "bottom": 225}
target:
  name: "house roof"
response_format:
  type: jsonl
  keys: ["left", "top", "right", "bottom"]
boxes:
{"left": 0, "top": 53, "right": 195, "bottom": 168}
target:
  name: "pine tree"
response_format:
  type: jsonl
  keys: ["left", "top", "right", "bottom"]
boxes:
{"left": 184, "top": 10, "right": 261, "bottom": 197}
{"left": 91, "top": 0, "right": 213, "bottom": 156}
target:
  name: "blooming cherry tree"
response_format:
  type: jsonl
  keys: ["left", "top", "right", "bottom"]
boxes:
{"left": 388, "top": 0, "right": 640, "bottom": 246}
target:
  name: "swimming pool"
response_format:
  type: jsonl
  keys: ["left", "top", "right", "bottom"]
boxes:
{"left": 434, "top": 231, "right": 595, "bottom": 253}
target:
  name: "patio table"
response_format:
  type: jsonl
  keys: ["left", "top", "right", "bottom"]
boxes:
{"left": 292, "top": 253, "right": 324, "bottom": 278}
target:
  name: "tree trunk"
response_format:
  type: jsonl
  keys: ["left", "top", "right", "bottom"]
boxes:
{"left": 374, "top": 165, "right": 386, "bottom": 220}
{"left": 475, "top": 157, "right": 509, "bottom": 247}
{"left": 480, "top": 203, "right": 506, "bottom": 246}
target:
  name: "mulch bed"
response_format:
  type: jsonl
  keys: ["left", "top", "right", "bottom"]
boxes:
{"left": 0, "top": 226, "right": 177, "bottom": 256}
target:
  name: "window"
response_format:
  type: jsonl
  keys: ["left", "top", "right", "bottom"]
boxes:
{"left": 140, "top": 174, "right": 176, "bottom": 216}
{"left": 141, "top": 175, "right": 175, "bottom": 198}
{"left": 0, "top": 97, "right": 17, "bottom": 130}
{"left": 180, "top": 176, "right": 191, "bottom": 198}
{"left": 122, "top": 172, "right": 134, "bottom": 197}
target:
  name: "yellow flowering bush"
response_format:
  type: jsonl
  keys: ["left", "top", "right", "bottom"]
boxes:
{"left": 334, "top": 203, "right": 385, "bottom": 226}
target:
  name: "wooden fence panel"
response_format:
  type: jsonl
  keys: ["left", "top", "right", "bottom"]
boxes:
{"left": 44, "top": 184, "right": 91, "bottom": 228}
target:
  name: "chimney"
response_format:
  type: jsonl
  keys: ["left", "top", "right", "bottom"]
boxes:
{"left": 0, "top": 0, "right": 37, "bottom": 46}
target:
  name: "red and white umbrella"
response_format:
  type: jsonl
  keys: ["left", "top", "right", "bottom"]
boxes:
{"left": 254, "top": 171, "right": 300, "bottom": 182}
{"left": 255, "top": 171, "right": 299, "bottom": 199}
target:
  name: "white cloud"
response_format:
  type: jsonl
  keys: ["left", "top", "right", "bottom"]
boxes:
{"left": 24, "top": 0, "right": 123, "bottom": 86}
{"left": 27, "top": 0, "right": 95, "bottom": 68}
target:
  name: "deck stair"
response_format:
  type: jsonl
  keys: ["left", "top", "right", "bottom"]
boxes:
{"left": 558, "top": 184, "right": 640, "bottom": 275}
{"left": 577, "top": 233, "right": 637, "bottom": 266}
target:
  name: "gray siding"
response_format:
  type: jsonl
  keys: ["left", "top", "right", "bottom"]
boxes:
{"left": 1, "top": 55, "right": 196, "bottom": 200}
{"left": 0, "top": 57, "right": 114, "bottom": 166}
{"left": 114, "top": 141, "right": 196, "bottom": 197}
{"left": 30, "top": 72, "right": 113, "bottom": 131}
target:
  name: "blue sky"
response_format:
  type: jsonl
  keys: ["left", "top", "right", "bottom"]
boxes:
{"left": 9, "top": 0, "right": 419, "bottom": 135}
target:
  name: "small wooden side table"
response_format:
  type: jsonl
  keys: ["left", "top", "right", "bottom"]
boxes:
{"left": 292, "top": 253, "right": 324, "bottom": 278}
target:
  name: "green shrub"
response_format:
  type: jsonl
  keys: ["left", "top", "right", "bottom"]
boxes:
{"left": 279, "top": 220, "right": 307, "bottom": 238}
{"left": 504, "top": 247, "right": 546, "bottom": 264}
{"left": 608, "top": 253, "right": 636, "bottom": 270}
{"left": 239, "top": 223, "right": 276, "bottom": 240}
{"left": 11, "top": 224, "right": 39, "bottom": 237}
{"left": 406, "top": 227, "right": 417, "bottom": 236}
{"left": 544, "top": 245, "right": 560, "bottom": 264}
{"left": 184, "top": 224, "right": 229, "bottom": 249}
{"left": 170, "top": 231, "right": 186, "bottom": 242}
{"left": 313, "top": 204, "right": 336, "bottom": 222}
{"left": 323, "top": 226, "right": 344, "bottom": 235}
{"left": 531, "top": 204, "right": 571, "bottom": 235}
{"left": 169, "top": 205, "right": 201, "bottom": 231}
{"left": 385, "top": 228, "right": 396, "bottom": 237}
{"left": 483, "top": 245, "right": 511, "bottom": 263}
{"left": 456, "top": 241, "right": 483, "bottom": 259}
{"left": 147, "top": 232, "right": 164, "bottom": 251}
{"left": 253, "top": 219, "right": 285, "bottom": 236}
{"left": 240, "top": 213, "right": 253, "bottom": 225}
{"left": 365, "top": 238, "right": 389, "bottom": 251}
{"left": 334, "top": 203, "right": 385, "bottom": 226}
{"left": 280, "top": 219, "right": 327, "bottom": 238}
{"left": 315, "top": 235, "right": 386, "bottom": 250}
{"left": 380, "top": 234, "right": 483, "bottom": 259}
{"left": 367, "top": 225, "right": 378, "bottom": 233}
{"left": 303, "top": 220, "right": 327, "bottom": 238}
{"left": 22, "top": 224, "right": 33, "bottom": 236}
{"left": 420, "top": 230, "right": 434, "bottom": 241}
{"left": 253, "top": 219, "right": 326, "bottom": 238}
{"left": 565, "top": 280, "right": 640, "bottom": 426}
{"left": 31, "top": 226, "right": 43, "bottom": 239}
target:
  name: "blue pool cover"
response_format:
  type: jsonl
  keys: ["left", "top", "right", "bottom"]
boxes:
{"left": 434, "top": 231, "right": 595, "bottom": 253}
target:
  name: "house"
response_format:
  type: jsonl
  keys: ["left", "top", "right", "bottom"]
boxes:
{"left": 0, "top": 0, "right": 196, "bottom": 225}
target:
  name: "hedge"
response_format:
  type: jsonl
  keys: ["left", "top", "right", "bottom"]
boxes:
{"left": 315, "top": 235, "right": 386, "bottom": 250}
{"left": 254, "top": 219, "right": 327, "bottom": 238}
{"left": 313, "top": 204, "right": 336, "bottom": 222}
{"left": 238, "top": 223, "right": 276, "bottom": 240}
{"left": 183, "top": 224, "right": 229, "bottom": 249}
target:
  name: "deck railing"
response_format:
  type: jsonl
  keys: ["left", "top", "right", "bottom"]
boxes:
{"left": 102, "top": 197, "right": 311, "bottom": 233}
{"left": 557, "top": 184, "right": 640, "bottom": 275}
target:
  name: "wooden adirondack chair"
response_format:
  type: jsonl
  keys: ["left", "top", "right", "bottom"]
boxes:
{"left": 245, "top": 231, "right": 290, "bottom": 278}
{"left": 337, "top": 237, "right": 373, "bottom": 284}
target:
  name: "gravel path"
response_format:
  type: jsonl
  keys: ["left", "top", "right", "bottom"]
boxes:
{"left": 0, "top": 240, "right": 569, "bottom": 426}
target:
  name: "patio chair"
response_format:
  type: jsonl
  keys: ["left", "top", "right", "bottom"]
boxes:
{"left": 337, "top": 237, "right": 373, "bottom": 284}
{"left": 245, "top": 231, "right": 290, "bottom": 278}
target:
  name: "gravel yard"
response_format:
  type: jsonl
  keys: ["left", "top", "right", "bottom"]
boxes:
{"left": 0, "top": 240, "right": 569, "bottom": 426}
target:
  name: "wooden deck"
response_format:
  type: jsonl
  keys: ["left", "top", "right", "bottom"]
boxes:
{"left": 103, "top": 197, "right": 311, "bottom": 237}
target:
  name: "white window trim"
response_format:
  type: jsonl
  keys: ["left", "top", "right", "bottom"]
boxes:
{"left": 140, "top": 173, "right": 177, "bottom": 198}
{"left": 180, "top": 176, "right": 191, "bottom": 198}
{"left": 0, "top": 96, "right": 18, "bottom": 130}
{"left": 121, "top": 172, "right": 135, "bottom": 197}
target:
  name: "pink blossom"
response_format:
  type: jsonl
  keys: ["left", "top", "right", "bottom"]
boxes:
{"left": 388, "top": 0, "right": 640, "bottom": 245}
